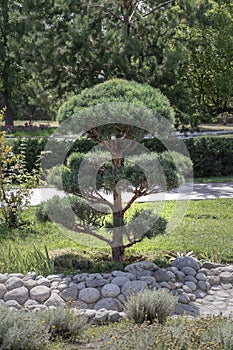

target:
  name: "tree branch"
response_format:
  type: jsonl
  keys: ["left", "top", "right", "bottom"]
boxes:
{"left": 122, "top": 192, "right": 140, "bottom": 214}
{"left": 87, "top": 4, "right": 124, "bottom": 22}
{"left": 65, "top": 223, "right": 112, "bottom": 245}
{"left": 133, "top": 0, "right": 175, "bottom": 22}
{"left": 81, "top": 191, "right": 113, "bottom": 210}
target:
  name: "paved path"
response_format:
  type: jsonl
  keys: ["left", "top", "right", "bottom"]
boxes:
{"left": 29, "top": 182, "right": 233, "bottom": 205}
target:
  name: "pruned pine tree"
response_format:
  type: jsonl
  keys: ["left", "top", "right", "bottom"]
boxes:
{"left": 41, "top": 80, "right": 192, "bottom": 261}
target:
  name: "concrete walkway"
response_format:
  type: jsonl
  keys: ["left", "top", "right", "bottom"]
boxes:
{"left": 29, "top": 182, "right": 233, "bottom": 205}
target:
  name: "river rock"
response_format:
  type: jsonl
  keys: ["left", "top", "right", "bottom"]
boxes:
{"left": 79, "top": 288, "right": 100, "bottom": 303}
{"left": 172, "top": 257, "right": 201, "bottom": 271}
{"left": 30, "top": 286, "right": 51, "bottom": 302}
{"left": 4, "top": 287, "right": 29, "bottom": 305}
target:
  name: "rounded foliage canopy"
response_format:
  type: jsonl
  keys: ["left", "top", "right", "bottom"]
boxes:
{"left": 57, "top": 79, "right": 174, "bottom": 124}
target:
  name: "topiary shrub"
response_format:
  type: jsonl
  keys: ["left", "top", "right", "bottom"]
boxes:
{"left": 124, "top": 288, "right": 178, "bottom": 324}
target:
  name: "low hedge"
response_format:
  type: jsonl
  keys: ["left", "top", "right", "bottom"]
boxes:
{"left": 9, "top": 136, "right": 233, "bottom": 178}
{"left": 144, "top": 137, "right": 233, "bottom": 178}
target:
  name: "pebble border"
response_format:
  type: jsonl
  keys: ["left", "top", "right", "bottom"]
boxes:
{"left": 0, "top": 257, "right": 232, "bottom": 323}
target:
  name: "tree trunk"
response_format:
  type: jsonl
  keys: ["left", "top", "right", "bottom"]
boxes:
{"left": 111, "top": 245, "right": 125, "bottom": 262}
{"left": 111, "top": 156, "right": 125, "bottom": 261}
{"left": 2, "top": 91, "right": 14, "bottom": 127}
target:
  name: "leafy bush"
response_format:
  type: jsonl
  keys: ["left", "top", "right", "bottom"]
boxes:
{"left": 184, "top": 137, "right": 233, "bottom": 177}
{"left": 0, "top": 111, "right": 39, "bottom": 227}
{"left": 142, "top": 136, "right": 233, "bottom": 178}
{"left": 11, "top": 137, "right": 47, "bottom": 172}
{"left": 127, "top": 209, "right": 167, "bottom": 239}
{"left": 0, "top": 304, "right": 49, "bottom": 350}
{"left": 124, "top": 288, "right": 178, "bottom": 324}
{"left": 41, "top": 307, "right": 88, "bottom": 341}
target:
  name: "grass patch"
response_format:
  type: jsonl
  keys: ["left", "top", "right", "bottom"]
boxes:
{"left": 0, "top": 198, "right": 233, "bottom": 275}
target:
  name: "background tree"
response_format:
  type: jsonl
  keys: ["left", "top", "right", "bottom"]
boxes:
{"left": 0, "top": 0, "right": 25, "bottom": 126}
{"left": 176, "top": 0, "right": 233, "bottom": 126}
{"left": 40, "top": 79, "right": 192, "bottom": 261}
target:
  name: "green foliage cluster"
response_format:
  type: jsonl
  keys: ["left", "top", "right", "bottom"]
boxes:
{"left": 144, "top": 136, "right": 233, "bottom": 178}
{"left": 57, "top": 79, "right": 174, "bottom": 124}
{"left": 1, "top": 1, "right": 232, "bottom": 126}
{"left": 0, "top": 304, "right": 88, "bottom": 350}
{"left": 11, "top": 137, "right": 47, "bottom": 172}
{"left": 185, "top": 137, "right": 233, "bottom": 177}
{"left": 124, "top": 289, "right": 178, "bottom": 325}
{"left": 0, "top": 110, "right": 38, "bottom": 227}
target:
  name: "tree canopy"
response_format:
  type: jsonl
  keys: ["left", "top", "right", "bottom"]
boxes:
{"left": 0, "top": 0, "right": 232, "bottom": 126}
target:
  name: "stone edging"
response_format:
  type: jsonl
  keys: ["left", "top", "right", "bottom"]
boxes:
{"left": 0, "top": 257, "right": 232, "bottom": 322}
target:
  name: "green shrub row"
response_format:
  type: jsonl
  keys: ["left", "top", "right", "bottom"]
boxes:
{"left": 10, "top": 136, "right": 233, "bottom": 178}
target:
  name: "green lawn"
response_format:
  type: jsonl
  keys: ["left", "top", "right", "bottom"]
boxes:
{"left": 1, "top": 198, "right": 233, "bottom": 276}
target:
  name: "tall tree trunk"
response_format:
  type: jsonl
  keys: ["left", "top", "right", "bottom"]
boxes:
{"left": 2, "top": 90, "right": 14, "bottom": 127}
{"left": 1, "top": 0, "right": 14, "bottom": 127}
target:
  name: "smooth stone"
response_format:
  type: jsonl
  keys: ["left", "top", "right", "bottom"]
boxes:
{"left": 202, "top": 262, "right": 223, "bottom": 269}
{"left": 4, "top": 287, "right": 29, "bottom": 305}
{"left": 94, "top": 298, "right": 123, "bottom": 312}
{"left": 108, "top": 310, "right": 122, "bottom": 322}
{"left": 185, "top": 281, "right": 197, "bottom": 292}
{"left": 121, "top": 280, "right": 148, "bottom": 297}
{"left": 185, "top": 275, "right": 197, "bottom": 283}
{"left": 30, "top": 286, "right": 51, "bottom": 302}
{"left": 45, "top": 293, "right": 66, "bottom": 307}
{"left": 5, "top": 300, "right": 21, "bottom": 309}
{"left": 60, "top": 286, "right": 78, "bottom": 301}
{"left": 198, "top": 281, "right": 210, "bottom": 291}
{"left": 9, "top": 273, "right": 24, "bottom": 279}
{"left": 0, "top": 284, "right": 7, "bottom": 299}
{"left": 182, "top": 267, "right": 196, "bottom": 276}
{"left": 24, "top": 279, "right": 37, "bottom": 290}
{"left": 111, "top": 276, "right": 130, "bottom": 286}
{"left": 172, "top": 257, "right": 201, "bottom": 271}
{"left": 36, "top": 277, "right": 50, "bottom": 287}
{"left": 95, "top": 309, "right": 108, "bottom": 322}
{"left": 79, "top": 288, "right": 100, "bottom": 303}
{"left": 179, "top": 293, "right": 190, "bottom": 304}
{"left": 154, "top": 269, "right": 170, "bottom": 282}
{"left": 101, "top": 284, "right": 120, "bottom": 298}
{"left": 196, "top": 273, "right": 206, "bottom": 281}
{"left": 220, "top": 271, "right": 233, "bottom": 283}
{"left": 5, "top": 277, "right": 23, "bottom": 291}
{"left": 0, "top": 274, "right": 8, "bottom": 283}
{"left": 207, "top": 276, "right": 220, "bottom": 285}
